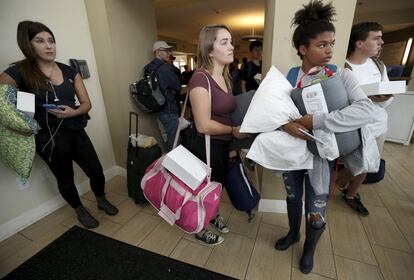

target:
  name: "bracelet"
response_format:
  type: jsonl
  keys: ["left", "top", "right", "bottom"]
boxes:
{"left": 230, "top": 126, "right": 234, "bottom": 134}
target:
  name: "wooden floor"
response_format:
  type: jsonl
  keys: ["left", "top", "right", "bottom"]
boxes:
{"left": 1, "top": 142, "right": 414, "bottom": 279}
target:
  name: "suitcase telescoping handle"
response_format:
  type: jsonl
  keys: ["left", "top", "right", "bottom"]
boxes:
{"left": 129, "top": 112, "right": 139, "bottom": 139}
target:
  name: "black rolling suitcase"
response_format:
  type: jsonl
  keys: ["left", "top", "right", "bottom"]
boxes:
{"left": 127, "top": 112, "right": 161, "bottom": 204}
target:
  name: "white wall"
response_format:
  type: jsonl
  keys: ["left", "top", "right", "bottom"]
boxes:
{"left": 85, "top": 0, "right": 163, "bottom": 167}
{"left": 263, "top": 0, "right": 357, "bottom": 76}
{"left": 0, "top": 0, "right": 116, "bottom": 240}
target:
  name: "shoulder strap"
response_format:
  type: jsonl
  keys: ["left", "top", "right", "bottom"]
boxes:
{"left": 144, "top": 61, "right": 164, "bottom": 76}
{"left": 172, "top": 72, "right": 212, "bottom": 181}
{"left": 286, "top": 67, "right": 300, "bottom": 87}
{"left": 60, "top": 63, "right": 76, "bottom": 84}
{"left": 326, "top": 64, "right": 337, "bottom": 73}
{"left": 371, "top": 57, "right": 385, "bottom": 79}
{"left": 153, "top": 62, "right": 164, "bottom": 73}
{"left": 344, "top": 61, "right": 353, "bottom": 71}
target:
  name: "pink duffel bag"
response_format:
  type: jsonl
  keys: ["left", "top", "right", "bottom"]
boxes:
{"left": 141, "top": 73, "right": 222, "bottom": 234}
{"left": 141, "top": 156, "right": 221, "bottom": 234}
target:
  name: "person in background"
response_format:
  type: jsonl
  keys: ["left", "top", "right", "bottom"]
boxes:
{"left": 187, "top": 24, "right": 248, "bottom": 245}
{"left": 240, "top": 57, "right": 248, "bottom": 72}
{"left": 240, "top": 41, "right": 262, "bottom": 93}
{"left": 182, "top": 64, "right": 194, "bottom": 85}
{"left": 337, "top": 22, "right": 393, "bottom": 215}
{"left": 275, "top": 1, "right": 377, "bottom": 274}
{"left": 145, "top": 41, "right": 182, "bottom": 151}
{"left": 0, "top": 21, "right": 118, "bottom": 229}
{"left": 168, "top": 54, "right": 183, "bottom": 83}
{"left": 230, "top": 58, "right": 241, "bottom": 95}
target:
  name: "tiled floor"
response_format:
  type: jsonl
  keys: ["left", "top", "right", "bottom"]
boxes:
{"left": 1, "top": 142, "right": 414, "bottom": 279}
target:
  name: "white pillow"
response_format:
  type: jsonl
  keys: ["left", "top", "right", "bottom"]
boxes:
{"left": 247, "top": 130, "right": 313, "bottom": 171}
{"left": 240, "top": 66, "right": 300, "bottom": 133}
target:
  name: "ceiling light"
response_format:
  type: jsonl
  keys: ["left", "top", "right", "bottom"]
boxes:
{"left": 402, "top": 37, "right": 413, "bottom": 65}
{"left": 242, "top": 19, "right": 263, "bottom": 42}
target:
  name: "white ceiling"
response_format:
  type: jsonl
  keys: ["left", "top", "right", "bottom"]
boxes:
{"left": 155, "top": 0, "right": 414, "bottom": 46}
{"left": 155, "top": 0, "right": 265, "bottom": 46}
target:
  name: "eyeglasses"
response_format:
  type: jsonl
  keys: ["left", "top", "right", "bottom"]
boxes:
{"left": 159, "top": 48, "right": 172, "bottom": 53}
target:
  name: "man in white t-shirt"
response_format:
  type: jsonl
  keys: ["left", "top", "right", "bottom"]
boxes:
{"left": 339, "top": 22, "right": 393, "bottom": 215}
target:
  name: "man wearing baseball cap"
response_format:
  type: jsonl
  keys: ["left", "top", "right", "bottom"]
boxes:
{"left": 144, "top": 41, "right": 182, "bottom": 151}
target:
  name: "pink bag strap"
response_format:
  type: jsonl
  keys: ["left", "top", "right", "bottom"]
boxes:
{"left": 172, "top": 71, "right": 212, "bottom": 181}
{"left": 296, "top": 66, "right": 333, "bottom": 89}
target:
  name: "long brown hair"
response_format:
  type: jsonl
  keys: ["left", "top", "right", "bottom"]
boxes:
{"left": 196, "top": 24, "right": 232, "bottom": 90}
{"left": 14, "top": 21, "right": 56, "bottom": 92}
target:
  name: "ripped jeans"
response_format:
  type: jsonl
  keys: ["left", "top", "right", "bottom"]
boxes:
{"left": 282, "top": 161, "right": 334, "bottom": 229}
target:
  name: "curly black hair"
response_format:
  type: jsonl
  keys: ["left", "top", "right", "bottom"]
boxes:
{"left": 292, "top": 0, "right": 336, "bottom": 59}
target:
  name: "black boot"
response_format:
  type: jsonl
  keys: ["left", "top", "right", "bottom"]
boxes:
{"left": 300, "top": 222, "right": 325, "bottom": 274}
{"left": 275, "top": 201, "right": 302, "bottom": 251}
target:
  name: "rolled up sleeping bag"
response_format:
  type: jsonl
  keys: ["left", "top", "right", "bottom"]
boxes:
{"left": 291, "top": 74, "right": 361, "bottom": 157}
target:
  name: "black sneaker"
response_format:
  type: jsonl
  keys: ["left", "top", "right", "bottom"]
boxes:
{"left": 343, "top": 195, "right": 369, "bottom": 216}
{"left": 243, "top": 157, "right": 256, "bottom": 171}
{"left": 210, "top": 215, "right": 229, "bottom": 233}
{"left": 75, "top": 206, "right": 99, "bottom": 229}
{"left": 195, "top": 230, "right": 224, "bottom": 245}
{"left": 97, "top": 196, "right": 119, "bottom": 216}
{"left": 341, "top": 187, "right": 360, "bottom": 200}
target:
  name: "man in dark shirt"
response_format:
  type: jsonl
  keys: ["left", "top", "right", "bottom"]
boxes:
{"left": 240, "top": 41, "right": 262, "bottom": 92}
{"left": 181, "top": 65, "right": 194, "bottom": 85}
{"left": 145, "top": 41, "right": 182, "bottom": 151}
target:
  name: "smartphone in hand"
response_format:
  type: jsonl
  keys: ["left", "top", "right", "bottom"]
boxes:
{"left": 43, "top": 104, "right": 62, "bottom": 110}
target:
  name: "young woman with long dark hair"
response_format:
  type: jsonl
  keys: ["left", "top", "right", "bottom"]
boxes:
{"left": 0, "top": 21, "right": 118, "bottom": 229}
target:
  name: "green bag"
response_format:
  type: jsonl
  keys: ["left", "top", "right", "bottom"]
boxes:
{"left": 0, "top": 126, "right": 36, "bottom": 179}
{"left": 0, "top": 85, "right": 37, "bottom": 180}
{"left": 0, "top": 85, "right": 34, "bottom": 133}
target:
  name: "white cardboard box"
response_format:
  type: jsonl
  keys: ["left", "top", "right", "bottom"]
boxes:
{"left": 16, "top": 91, "right": 35, "bottom": 118}
{"left": 361, "top": 81, "right": 406, "bottom": 96}
{"left": 254, "top": 73, "right": 262, "bottom": 85}
{"left": 162, "top": 145, "right": 208, "bottom": 190}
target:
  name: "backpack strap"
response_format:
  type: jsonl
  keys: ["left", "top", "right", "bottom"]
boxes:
{"left": 286, "top": 67, "right": 300, "bottom": 87}
{"left": 371, "top": 57, "right": 385, "bottom": 80}
{"left": 287, "top": 64, "right": 337, "bottom": 88}
{"left": 345, "top": 58, "right": 385, "bottom": 80}
{"left": 326, "top": 64, "right": 337, "bottom": 73}
{"left": 344, "top": 61, "right": 353, "bottom": 71}
{"left": 61, "top": 63, "right": 77, "bottom": 85}
{"left": 144, "top": 61, "right": 164, "bottom": 76}
{"left": 144, "top": 62, "right": 165, "bottom": 91}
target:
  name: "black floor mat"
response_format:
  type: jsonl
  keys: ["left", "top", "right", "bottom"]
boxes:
{"left": 3, "top": 226, "right": 236, "bottom": 280}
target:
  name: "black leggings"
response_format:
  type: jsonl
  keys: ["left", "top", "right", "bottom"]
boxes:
{"left": 36, "top": 128, "right": 105, "bottom": 208}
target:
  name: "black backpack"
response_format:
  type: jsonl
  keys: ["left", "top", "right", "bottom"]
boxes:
{"left": 129, "top": 64, "right": 166, "bottom": 113}
{"left": 363, "top": 159, "right": 386, "bottom": 184}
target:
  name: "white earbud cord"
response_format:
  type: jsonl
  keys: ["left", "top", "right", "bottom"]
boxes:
{"left": 42, "top": 81, "right": 63, "bottom": 162}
